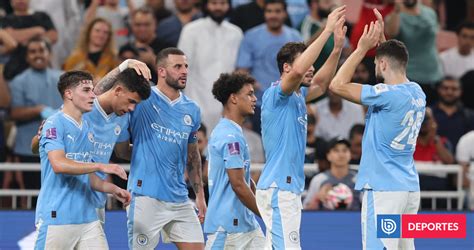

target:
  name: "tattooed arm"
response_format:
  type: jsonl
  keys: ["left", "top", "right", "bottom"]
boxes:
{"left": 94, "top": 59, "right": 152, "bottom": 95}
{"left": 187, "top": 142, "right": 206, "bottom": 223}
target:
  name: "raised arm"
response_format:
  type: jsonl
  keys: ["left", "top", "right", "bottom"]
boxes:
{"left": 385, "top": 1, "right": 403, "bottom": 38}
{"left": 187, "top": 142, "right": 206, "bottom": 223}
{"left": 281, "top": 5, "right": 346, "bottom": 95}
{"left": 94, "top": 59, "right": 151, "bottom": 95}
{"left": 306, "top": 17, "right": 347, "bottom": 102}
{"left": 329, "top": 21, "right": 381, "bottom": 104}
{"left": 227, "top": 168, "right": 261, "bottom": 217}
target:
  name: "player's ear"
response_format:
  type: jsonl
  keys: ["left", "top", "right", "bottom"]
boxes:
{"left": 114, "top": 85, "right": 123, "bottom": 96}
{"left": 230, "top": 93, "right": 238, "bottom": 104}
{"left": 64, "top": 89, "right": 73, "bottom": 100}
{"left": 283, "top": 62, "right": 291, "bottom": 74}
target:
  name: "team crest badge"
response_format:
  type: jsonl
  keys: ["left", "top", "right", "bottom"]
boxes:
{"left": 88, "top": 132, "right": 94, "bottom": 143}
{"left": 114, "top": 125, "right": 121, "bottom": 135}
{"left": 289, "top": 231, "right": 300, "bottom": 243}
{"left": 137, "top": 234, "right": 148, "bottom": 246}
{"left": 183, "top": 114, "right": 192, "bottom": 126}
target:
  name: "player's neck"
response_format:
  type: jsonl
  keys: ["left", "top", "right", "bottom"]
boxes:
{"left": 157, "top": 81, "right": 181, "bottom": 101}
{"left": 97, "top": 95, "right": 113, "bottom": 115}
{"left": 62, "top": 103, "right": 83, "bottom": 124}
{"left": 223, "top": 110, "right": 245, "bottom": 127}
{"left": 383, "top": 73, "right": 409, "bottom": 85}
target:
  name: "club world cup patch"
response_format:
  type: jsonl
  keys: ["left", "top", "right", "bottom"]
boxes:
{"left": 45, "top": 128, "right": 57, "bottom": 139}
{"left": 114, "top": 125, "right": 121, "bottom": 135}
{"left": 227, "top": 142, "right": 240, "bottom": 155}
{"left": 374, "top": 84, "right": 389, "bottom": 95}
{"left": 136, "top": 234, "right": 148, "bottom": 246}
{"left": 183, "top": 114, "right": 192, "bottom": 126}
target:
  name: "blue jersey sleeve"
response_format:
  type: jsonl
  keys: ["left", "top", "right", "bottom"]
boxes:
{"left": 222, "top": 135, "right": 246, "bottom": 170}
{"left": 188, "top": 107, "right": 201, "bottom": 144}
{"left": 264, "top": 84, "right": 292, "bottom": 110}
{"left": 236, "top": 35, "right": 253, "bottom": 69}
{"left": 41, "top": 118, "right": 65, "bottom": 153}
{"left": 360, "top": 84, "right": 393, "bottom": 107}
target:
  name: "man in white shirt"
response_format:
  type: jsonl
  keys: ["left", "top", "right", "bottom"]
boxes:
{"left": 178, "top": 0, "right": 243, "bottom": 131}
{"left": 440, "top": 22, "right": 474, "bottom": 79}
{"left": 312, "top": 91, "right": 365, "bottom": 141}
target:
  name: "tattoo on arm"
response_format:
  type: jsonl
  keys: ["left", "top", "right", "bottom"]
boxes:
{"left": 187, "top": 143, "right": 202, "bottom": 194}
{"left": 94, "top": 76, "right": 117, "bottom": 95}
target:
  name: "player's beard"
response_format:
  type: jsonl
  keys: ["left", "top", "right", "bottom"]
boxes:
{"left": 166, "top": 75, "right": 185, "bottom": 90}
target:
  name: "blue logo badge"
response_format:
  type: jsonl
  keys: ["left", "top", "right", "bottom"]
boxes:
{"left": 377, "top": 214, "right": 401, "bottom": 238}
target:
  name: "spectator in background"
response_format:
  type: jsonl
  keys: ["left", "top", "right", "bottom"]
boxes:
{"left": 229, "top": 0, "right": 292, "bottom": 33}
{"left": 178, "top": 0, "right": 243, "bottom": 131}
{"left": 352, "top": 57, "right": 375, "bottom": 85}
{"left": 349, "top": 124, "right": 364, "bottom": 165}
{"left": 145, "top": 0, "right": 172, "bottom": 23}
{"left": 440, "top": 22, "right": 474, "bottom": 79}
{"left": 8, "top": 37, "right": 63, "bottom": 194}
{"left": 349, "top": 0, "right": 393, "bottom": 59}
{"left": 2, "top": 0, "right": 58, "bottom": 80}
{"left": 414, "top": 107, "right": 454, "bottom": 164}
{"left": 460, "top": 70, "right": 474, "bottom": 110}
{"left": 122, "top": 7, "right": 170, "bottom": 83}
{"left": 303, "top": 138, "right": 360, "bottom": 210}
{"left": 85, "top": 0, "right": 135, "bottom": 49}
{"left": 305, "top": 112, "right": 326, "bottom": 166}
{"left": 236, "top": 0, "right": 302, "bottom": 133}
{"left": 385, "top": 0, "right": 443, "bottom": 104}
{"left": 415, "top": 107, "right": 455, "bottom": 209}
{"left": 300, "top": 0, "right": 351, "bottom": 70}
{"left": 0, "top": 70, "right": 10, "bottom": 163}
{"left": 0, "top": 28, "right": 17, "bottom": 63}
{"left": 29, "top": 0, "right": 81, "bottom": 68}
{"left": 63, "top": 18, "right": 119, "bottom": 81}
{"left": 456, "top": 130, "right": 474, "bottom": 189}
{"left": 312, "top": 90, "right": 365, "bottom": 141}
{"left": 118, "top": 43, "right": 140, "bottom": 61}
{"left": 156, "top": 0, "right": 202, "bottom": 47}
{"left": 432, "top": 76, "right": 474, "bottom": 151}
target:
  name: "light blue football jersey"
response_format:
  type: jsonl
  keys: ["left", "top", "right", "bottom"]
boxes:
{"left": 257, "top": 81, "right": 308, "bottom": 194}
{"left": 356, "top": 82, "right": 426, "bottom": 191}
{"left": 36, "top": 111, "right": 98, "bottom": 225}
{"left": 205, "top": 118, "right": 260, "bottom": 233}
{"left": 86, "top": 99, "right": 130, "bottom": 208}
{"left": 127, "top": 87, "right": 201, "bottom": 202}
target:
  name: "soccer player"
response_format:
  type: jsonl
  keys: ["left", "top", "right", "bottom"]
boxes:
{"left": 329, "top": 11, "right": 426, "bottom": 249}
{"left": 256, "top": 6, "right": 347, "bottom": 249}
{"left": 35, "top": 71, "right": 131, "bottom": 249}
{"left": 205, "top": 72, "right": 265, "bottom": 249}
{"left": 95, "top": 48, "right": 206, "bottom": 249}
{"left": 32, "top": 61, "right": 152, "bottom": 227}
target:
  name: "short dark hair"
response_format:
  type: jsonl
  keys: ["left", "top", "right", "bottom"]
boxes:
{"left": 131, "top": 6, "right": 155, "bottom": 20}
{"left": 277, "top": 42, "right": 307, "bottom": 74}
{"left": 349, "top": 124, "right": 365, "bottom": 140}
{"left": 119, "top": 44, "right": 139, "bottom": 58}
{"left": 156, "top": 47, "right": 185, "bottom": 67}
{"left": 26, "top": 36, "right": 52, "bottom": 53}
{"left": 456, "top": 21, "right": 474, "bottom": 34}
{"left": 264, "top": 0, "right": 287, "bottom": 11}
{"left": 375, "top": 39, "right": 409, "bottom": 69}
{"left": 212, "top": 72, "right": 256, "bottom": 105}
{"left": 437, "top": 75, "right": 460, "bottom": 90}
{"left": 115, "top": 68, "right": 151, "bottom": 100}
{"left": 57, "top": 71, "right": 94, "bottom": 98}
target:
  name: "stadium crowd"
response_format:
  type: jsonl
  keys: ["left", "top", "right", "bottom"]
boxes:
{"left": 0, "top": 0, "right": 473, "bottom": 213}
